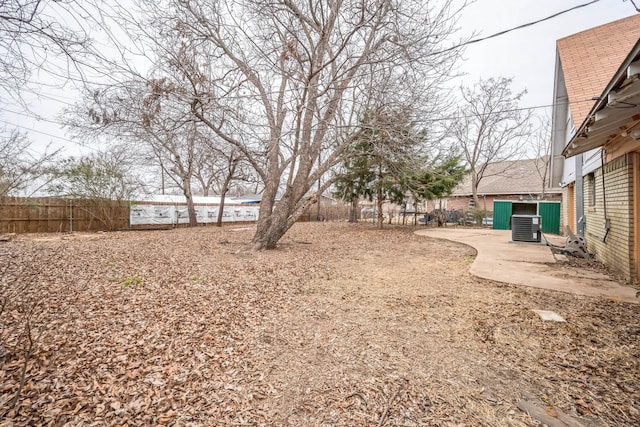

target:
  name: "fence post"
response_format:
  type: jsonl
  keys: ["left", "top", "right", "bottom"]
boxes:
{"left": 69, "top": 200, "right": 73, "bottom": 232}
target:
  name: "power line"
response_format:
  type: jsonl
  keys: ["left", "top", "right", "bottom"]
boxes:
{"left": 11, "top": 87, "right": 83, "bottom": 106}
{"left": 0, "top": 118, "right": 87, "bottom": 147}
{"left": 1, "top": 108, "right": 68, "bottom": 126}
{"left": 0, "top": 0, "right": 620, "bottom": 128}
{"left": 1, "top": 0, "right": 611, "bottom": 129}
{"left": 426, "top": 97, "right": 600, "bottom": 122}
{"left": 3, "top": 0, "right": 609, "bottom": 103}
{"left": 431, "top": 0, "right": 603, "bottom": 56}
{"left": 1, "top": 96, "right": 598, "bottom": 142}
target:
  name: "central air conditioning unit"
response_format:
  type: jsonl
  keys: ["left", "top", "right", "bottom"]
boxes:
{"left": 511, "top": 214, "right": 542, "bottom": 243}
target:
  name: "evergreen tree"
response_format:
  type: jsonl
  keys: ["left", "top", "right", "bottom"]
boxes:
{"left": 335, "top": 109, "right": 465, "bottom": 228}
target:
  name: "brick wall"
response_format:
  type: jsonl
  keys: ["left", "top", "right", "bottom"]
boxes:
{"left": 446, "top": 197, "right": 471, "bottom": 212}
{"left": 584, "top": 154, "right": 635, "bottom": 281}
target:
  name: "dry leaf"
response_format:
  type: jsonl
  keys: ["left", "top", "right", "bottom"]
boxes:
{"left": 1, "top": 224, "right": 638, "bottom": 426}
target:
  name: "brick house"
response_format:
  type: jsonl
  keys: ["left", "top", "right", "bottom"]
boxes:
{"left": 445, "top": 157, "right": 562, "bottom": 214}
{"left": 549, "top": 14, "right": 640, "bottom": 282}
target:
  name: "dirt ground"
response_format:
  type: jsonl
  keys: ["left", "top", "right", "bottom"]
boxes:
{"left": 1, "top": 222, "right": 639, "bottom": 426}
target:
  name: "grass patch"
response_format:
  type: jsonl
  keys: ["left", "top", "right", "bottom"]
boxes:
{"left": 121, "top": 276, "right": 143, "bottom": 287}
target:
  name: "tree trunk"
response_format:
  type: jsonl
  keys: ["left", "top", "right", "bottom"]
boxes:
{"left": 252, "top": 192, "right": 318, "bottom": 250}
{"left": 159, "top": 159, "right": 166, "bottom": 195}
{"left": 183, "top": 181, "right": 198, "bottom": 227}
{"left": 252, "top": 206, "right": 291, "bottom": 250}
{"left": 471, "top": 172, "right": 480, "bottom": 208}
{"left": 216, "top": 191, "right": 227, "bottom": 227}
{"left": 195, "top": 175, "right": 209, "bottom": 197}
{"left": 349, "top": 197, "right": 358, "bottom": 223}
{"left": 217, "top": 159, "right": 238, "bottom": 227}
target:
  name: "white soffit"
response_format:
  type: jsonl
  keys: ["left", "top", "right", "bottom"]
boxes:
{"left": 563, "top": 59, "right": 640, "bottom": 157}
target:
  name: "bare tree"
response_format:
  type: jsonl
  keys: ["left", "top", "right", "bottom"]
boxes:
{"left": 188, "top": 138, "right": 253, "bottom": 227}
{"left": 0, "top": 1, "right": 149, "bottom": 107}
{"left": 450, "top": 77, "right": 532, "bottom": 206}
{"left": 148, "top": 121, "right": 200, "bottom": 227}
{"left": 191, "top": 144, "right": 221, "bottom": 198}
{"left": 530, "top": 113, "right": 552, "bottom": 199}
{"left": 213, "top": 154, "right": 240, "bottom": 227}
{"left": 192, "top": 142, "right": 245, "bottom": 195}
{"left": 0, "top": 1, "right": 91, "bottom": 105}
{"left": 0, "top": 128, "right": 59, "bottom": 197}
{"left": 67, "top": 76, "right": 202, "bottom": 226}
{"left": 48, "top": 146, "right": 146, "bottom": 230}
{"left": 50, "top": 146, "right": 144, "bottom": 200}
{"left": 133, "top": 0, "right": 467, "bottom": 249}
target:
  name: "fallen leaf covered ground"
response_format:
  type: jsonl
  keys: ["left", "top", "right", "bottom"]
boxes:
{"left": 1, "top": 222, "right": 638, "bottom": 426}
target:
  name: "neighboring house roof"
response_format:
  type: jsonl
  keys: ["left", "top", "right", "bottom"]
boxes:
{"left": 563, "top": 38, "right": 640, "bottom": 157}
{"left": 451, "top": 158, "right": 560, "bottom": 197}
{"left": 557, "top": 14, "right": 640, "bottom": 129}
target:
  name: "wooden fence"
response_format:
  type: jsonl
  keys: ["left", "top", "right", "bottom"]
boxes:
{"left": 0, "top": 197, "right": 358, "bottom": 233}
{"left": 298, "top": 204, "right": 353, "bottom": 222}
{"left": 0, "top": 197, "right": 129, "bottom": 233}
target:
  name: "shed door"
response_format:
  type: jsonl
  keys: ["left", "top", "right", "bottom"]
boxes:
{"left": 538, "top": 202, "right": 561, "bottom": 235}
{"left": 492, "top": 201, "right": 512, "bottom": 230}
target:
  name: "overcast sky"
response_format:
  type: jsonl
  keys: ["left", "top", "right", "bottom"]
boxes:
{"left": 451, "top": 0, "right": 637, "bottom": 108}
{"left": 2, "top": 0, "right": 638, "bottom": 157}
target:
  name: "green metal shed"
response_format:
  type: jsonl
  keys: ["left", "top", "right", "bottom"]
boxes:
{"left": 492, "top": 200, "right": 561, "bottom": 234}
{"left": 493, "top": 201, "right": 512, "bottom": 230}
{"left": 538, "top": 201, "right": 561, "bottom": 234}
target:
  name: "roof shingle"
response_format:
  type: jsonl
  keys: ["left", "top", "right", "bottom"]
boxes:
{"left": 452, "top": 158, "right": 560, "bottom": 196}
{"left": 557, "top": 14, "right": 640, "bottom": 128}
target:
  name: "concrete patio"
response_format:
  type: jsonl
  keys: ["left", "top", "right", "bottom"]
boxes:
{"left": 415, "top": 227, "right": 639, "bottom": 303}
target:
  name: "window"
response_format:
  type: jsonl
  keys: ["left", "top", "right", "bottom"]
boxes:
{"left": 587, "top": 173, "right": 596, "bottom": 207}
